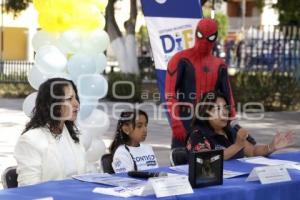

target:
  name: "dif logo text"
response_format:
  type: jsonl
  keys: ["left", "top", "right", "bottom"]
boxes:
{"left": 160, "top": 28, "right": 194, "bottom": 54}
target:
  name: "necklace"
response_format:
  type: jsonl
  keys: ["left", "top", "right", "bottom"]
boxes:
{"left": 48, "top": 125, "right": 63, "bottom": 140}
{"left": 51, "top": 132, "right": 62, "bottom": 140}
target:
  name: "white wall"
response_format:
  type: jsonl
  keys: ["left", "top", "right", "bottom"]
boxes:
{"left": 261, "top": 0, "right": 279, "bottom": 26}
{"left": 2, "top": 4, "right": 39, "bottom": 61}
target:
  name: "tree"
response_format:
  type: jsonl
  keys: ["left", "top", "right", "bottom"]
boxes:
{"left": 273, "top": 0, "right": 300, "bottom": 26}
{"left": 3, "top": 0, "right": 31, "bottom": 17}
{"left": 202, "top": 8, "right": 228, "bottom": 41}
{"left": 105, "top": 0, "right": 139, "bottom": 74}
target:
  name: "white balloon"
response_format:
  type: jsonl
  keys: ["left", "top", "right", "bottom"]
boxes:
{"left": 155, "top": 0, "right": 167, "bottom": 4}
{"left": 81, "top": 29, "right": 110, "bottom": 54}
{"left": 32, "top": 31, "right": 58, "bottom": 51}
{"left": 86, "top": 139, "right": 106, "bottom": 162}
{"left": 78, "top": 98, "right": 98, "bottom": 120}
{"left": 93, "top": 30, "right": 110, "bottom": 52}
{"left": 79, "top": 129, "right": 93, "bottom": 151}
{"left": 78, "top": 109, "right": 110, "bottom": 139}
{"left": 53, "top": 40, "right": 68, "bottom": 56}
{"left": 47, "top": 72, "right": 72, "bottom": 80}
{"left": 22, "top": 92, "right": 38, "bottom": 117}
{"left": 94, "top": 53, "right": 107, "bottom": 73}
{"left": 77, "top": 74, "right": 108, "bottom": 99}
{"left": 27, "top": 65, "right": 49, "bottom": 90}
{"left": 28, "top": 65, "right": 72, "bottom": 90}
{"left": 35, "top": 45, "right": 67, "bottom": 74}
{"left": 57, "top": 29, "right": 81, "bottom": 54}
{"left": 67, "top": 53, "right": 97, "bottom": 81}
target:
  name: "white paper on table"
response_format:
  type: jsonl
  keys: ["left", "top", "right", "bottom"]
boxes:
{"left": 93, "top": 187, "right": 134, "bottom": 197}
{"left": 33, "top": 197, "right": 54, "bottom": 200}
{"left": 223, "top": 170, "right": 248, "bottom": 179}
{"left": 289, "top": 164, "right": 300, "bottom": 170}
{"left": 169, "top": 165, "right": 247, "bottom": 178}
{"left": 149, "top": 175, "right": 193, "bottom": 198}
{"left": 93, "top": 182, "right": 155, "bottom": 197}
{"left": 129, "top": 182, "right": 154, "bottom": 196}
{"left": 246, "top": 165, "right": 291, "bottom": 184}
{"left": 238, "top": 156, "right": 300, "bottom": 170}
{"left": 169, "top": 165, "right": 188, "bottom": 174}
{"left": 73, "top": 173, "right": 146, "bottom": 188}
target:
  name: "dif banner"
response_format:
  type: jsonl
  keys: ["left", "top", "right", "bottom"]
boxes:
{"left": 140, "top": 0, "right": 202, "bottom": 101}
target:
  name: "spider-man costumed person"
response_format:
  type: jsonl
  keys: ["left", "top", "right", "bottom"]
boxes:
{"left": 165, "top": 18, "right": 236, "bottom": 148}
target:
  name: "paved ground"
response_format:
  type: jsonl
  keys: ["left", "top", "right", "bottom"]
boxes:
{"left": 0, "top": 98, "right": 300, "bottom": 188}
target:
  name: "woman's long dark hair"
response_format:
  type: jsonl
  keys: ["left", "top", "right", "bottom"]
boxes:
{"left": 109, "top": 109, "right": 148, "bottom": 155}
{"left": 22, "top": 78, "right": 80, "bottom": 143}
{"left": 192, "top": 91, "right": 230, "bottom": 130}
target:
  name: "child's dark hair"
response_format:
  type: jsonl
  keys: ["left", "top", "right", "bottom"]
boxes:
{"left": 109, "top": 109, "right": 148, "bottom": 154}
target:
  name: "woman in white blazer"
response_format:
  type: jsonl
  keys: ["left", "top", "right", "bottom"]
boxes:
{"left": 14, "top": 78, "right": 86, "bottom": 186}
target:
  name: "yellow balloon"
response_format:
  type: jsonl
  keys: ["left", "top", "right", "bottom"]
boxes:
{"left": 89, "top": 0, "right": 108, "bottom": 12}
{"left": 56, "top": 0, "right": 76, "bottom": 13}
{"left": 33, "top": 0, "right": 51, "bottom": 11}
{"left": 33, "top": 0, "right": 43, "bottom": 11}
{"left": 34, "top": 0, "right": 58, "bottom": 13}
{"left": 37, "top": 0, "right": 77, "bottom": 32}
{"left": 35, "top": 0, "right": 106, "bottom": 31}
{"left": 72, "top": 3, "right": 103, "bottom": 31}
{"left": 97, "top": 15, "right": 106, "bottom": 30}
{"left": 98, "top": 0, "right": 108, "bottom": 12}
{"left": 39, "top": 11, "right": 72, "bottom": 32}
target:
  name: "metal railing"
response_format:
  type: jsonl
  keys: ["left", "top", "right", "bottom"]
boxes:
{"left": 0, "top": 60, "right": 33, "bottom": 83}
{"left": 244, "top": 25, "right": 300, "bottom": 71}
{"left": 226, "top": 25, "right": 300, "bottom": 71}
{"left": 0, "top": 57, "right": 155, "bottom": 84}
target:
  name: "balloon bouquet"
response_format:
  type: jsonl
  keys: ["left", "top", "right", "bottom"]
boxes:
{"left": 23, "top": 0, "right": 110, "bottom": 172}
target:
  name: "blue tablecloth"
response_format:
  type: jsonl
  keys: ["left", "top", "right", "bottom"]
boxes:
{"left": 1, "top": 152, "right": 300, "bottom": 200}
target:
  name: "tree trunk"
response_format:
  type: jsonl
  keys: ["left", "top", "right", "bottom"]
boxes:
{"left": 105, "top": 0, "right": 139, "bottom": 74}
{"left": 105, "top": 0, "right": 122, "bottom": 41}
{"left": 124, "top": 0, "right": 139, "bottom": 74}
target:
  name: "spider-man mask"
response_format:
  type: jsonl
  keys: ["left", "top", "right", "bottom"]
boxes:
{"left": 194, "top": 18, "right": 218, "bottom": 55}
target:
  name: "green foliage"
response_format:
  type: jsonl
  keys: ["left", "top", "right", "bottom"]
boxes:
{"left": 253, "top": 0, "right": 265, "bottom": 12}
{"left": 273, "top": 0, "right": 300, "bottom": 25}
{"left": 0, "top": 72, "right": 27, "bottom": 82}
{"left": 138, "top": 57, "right": 156, "bottom": 80}
{"left": 137, "top": 25, "right": 150, "bottom": 44}
{"left": 0, "top": 72, "right": 34, "bottom": 97}
{"left": 296, "top": 65, "right": 300, "bottom": 86}
{"left": 214, "top": 12, "right": 228, "bottom": 41}
{"left": 106, "top": 72, "right": 142, "bottom": 102}
{"left": 202, "top": 8, "right": 211, "bottom": 18}
{"left": 202, "top": 9, "right": 228, "bottom": 41}
{"left": 231, "top": 71, "right": 300, "bottom": 111}
{"left": 0, "top": 83, "right": 34, "bottom": 97}
{"left": 4, "top": 0, "right": 32, "bottom": 16}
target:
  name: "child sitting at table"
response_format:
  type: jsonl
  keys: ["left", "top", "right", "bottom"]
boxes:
{"left": 109, "top": 109, "right": 158, "bottom": 173}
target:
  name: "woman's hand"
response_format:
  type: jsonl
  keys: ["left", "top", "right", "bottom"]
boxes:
{"left": 270, "top": 130, "right": 295, "bottom": 151}
{"left": 235, "top": 128, "right": 249, "bottom": 147}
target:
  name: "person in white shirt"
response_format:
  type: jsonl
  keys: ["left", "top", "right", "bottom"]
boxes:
{"left": 110, "top": 110, "right": 158, "bottom": 173}
{"left": 14, "top": 78, "right": 86, "bottom": 186}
